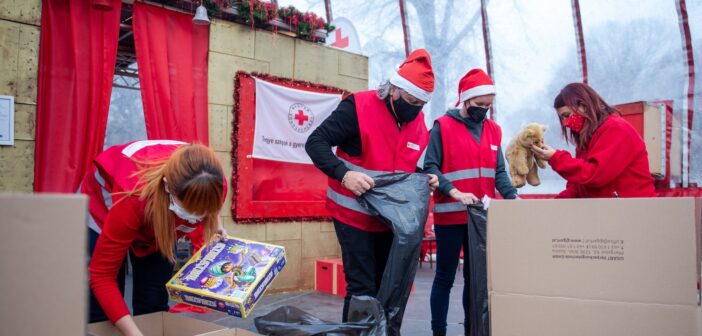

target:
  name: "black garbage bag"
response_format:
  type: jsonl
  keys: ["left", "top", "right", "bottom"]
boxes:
{"left": 466, "top": 202, "right": 489, "bottom": 336}
{"left": 254, "top": 295, "right": 387, "bottom": 336}
{"left": 254, "top": 173, "right": 428, "bottom": 336}
{"left": 357, "top": 173, "right": 431, "bottom": 336}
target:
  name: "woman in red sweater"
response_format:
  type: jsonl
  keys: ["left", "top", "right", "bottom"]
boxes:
{"left": 80, "top": 140, "right": 226, "bottom": 336}
{"left": 532, "top": 83, "right": 656, "bottom": 198}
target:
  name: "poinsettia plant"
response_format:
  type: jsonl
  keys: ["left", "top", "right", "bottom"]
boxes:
{"left": 277, "top": 5, "right": 334, "bottom": 40}
{"left": 237, "top": 0, "right": 278, "bottom": 24}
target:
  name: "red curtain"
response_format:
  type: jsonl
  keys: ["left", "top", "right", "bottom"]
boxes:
{"left": 34, "top": 0, "right": 122, "bottom": 192}
{"left": 132, "top": 2, "right": 209, "bottom": 145}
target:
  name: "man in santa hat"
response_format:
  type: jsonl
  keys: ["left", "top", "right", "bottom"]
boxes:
{"left": 423, "top": 68, "right": 518, "bottom": 336}
{"left": 306, "top": 49, "right": 439, "bottom": 322}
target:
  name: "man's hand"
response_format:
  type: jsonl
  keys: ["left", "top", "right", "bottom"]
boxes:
{"left": 449, "top": 188, "right": 479, "bottom": 205}
{"left": 342, "top": 171, "right": 375, "bottom": 196}
{"left": 427, "top": 174, "right": 439, "bottom": 192}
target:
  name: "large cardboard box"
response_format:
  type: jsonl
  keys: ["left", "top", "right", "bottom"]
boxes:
{"left": 167, "top": 236, "right": 286, "bottom": 318}
{"left": 87, "top": 312, "right": 259, "bottom": 335}
{"left": 488, "top": 198, "right": 702, "bottom": 336}
{"left": 0, "top": 194, "right": 88, "bottom": 335}
{"left": 618, "top": 101, "right": 682, "bottom": 181}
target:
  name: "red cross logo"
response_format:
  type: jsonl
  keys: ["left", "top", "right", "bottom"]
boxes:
{"left": 288, "top": 103, "right": 314, "bottom": 133}
{"left": 294, "top": 109, "right": 309, "bottom": 126}
{"left": 330, "top": 28, "right": 349, "bottom": 49}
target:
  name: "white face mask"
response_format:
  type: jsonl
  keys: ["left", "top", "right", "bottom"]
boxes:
{"left": 168, "top": 194, "right": 205, "bottom": 224}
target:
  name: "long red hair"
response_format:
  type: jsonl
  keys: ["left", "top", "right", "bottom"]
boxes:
{"left": 126, "top": 144, "right": 224, "bottom": 262}
{"left": 553, "top": 83, "right": 620, "bottom": 152}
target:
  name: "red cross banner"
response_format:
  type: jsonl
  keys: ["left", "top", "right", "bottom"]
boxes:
{"left": 252, "top": 77, "right": 342, "bottom": 164}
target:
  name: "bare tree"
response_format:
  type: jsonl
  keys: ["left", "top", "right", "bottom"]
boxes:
{"left": 405, "top": 0, "right": 482, "bottom": 119}
{"left": 332, "top": 0, "right": 482, "bottom": 120}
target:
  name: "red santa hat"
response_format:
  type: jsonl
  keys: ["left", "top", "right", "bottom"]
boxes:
{"left": 455, "top": 68, "right": 495, "bottom": 107}
{"left": 389, "top": 49, "right": 435, "bottom": 102}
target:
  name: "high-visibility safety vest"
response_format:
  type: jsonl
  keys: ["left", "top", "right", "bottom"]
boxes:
{"left": 80, "top": 140, "right": 187, "bottom": 234}
{"left": 326, "top": 90, "right": 429, "bottom": 232}
{"left": 432, "top": 116, "right": 501, "bottom": 225}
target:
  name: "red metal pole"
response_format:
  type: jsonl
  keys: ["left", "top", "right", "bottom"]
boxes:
{"left": 324, "top": 0, "right": 333, "bottom": 24}
{"left": 480, "top": 0, "right": 495, "bottom": 119}
{"left": 676, "top": 0, "right": 696, "bottom": 187}
{"left": 571, "top": 0, "right": 588, "bottom": 84}
{"left": 398, "top": 0, "right": 411, "bottom": 57}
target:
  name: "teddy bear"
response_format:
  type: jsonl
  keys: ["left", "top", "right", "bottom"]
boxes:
{"left": 505, "top": 123, "right": 548, "bottom": 188}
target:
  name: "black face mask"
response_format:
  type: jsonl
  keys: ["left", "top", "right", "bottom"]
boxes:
{"left": 467, "top": 105, "right": 489, "bottom": 122}
{"left": 390, "top": 96, "right": 423, "bottom": 123}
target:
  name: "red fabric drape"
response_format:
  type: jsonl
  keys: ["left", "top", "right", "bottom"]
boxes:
{"left": 132, "top": 3, "right": 209, "bottom": 145}
{"left": 34, "top": 0, "right": 122, "bottom": 192}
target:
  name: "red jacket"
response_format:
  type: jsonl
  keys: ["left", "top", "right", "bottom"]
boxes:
{"left": 326, "top": 90, "right": 429, "bottom": 231}
{"left": 432, "top": 116, "right": 501, "bottom": 225}
{"left": 81, "top": 140, "right": 225, "bottom": 323}
{"left": 550, "top": 114, "right": 656, "bottom": 198}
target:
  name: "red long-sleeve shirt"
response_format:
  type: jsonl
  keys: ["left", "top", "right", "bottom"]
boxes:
{"left": 84, "top": 140, "right": 227, "bottom": 324}
{"left": 549, "top": 114, "right": 656, "bottom": 198}
{"left": 88, "top": 194, "right": 206, "bottom": 323}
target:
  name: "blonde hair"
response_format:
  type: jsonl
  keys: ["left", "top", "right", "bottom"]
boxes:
{"left": 126, "top": 144, "right": 225, "bottom": 262}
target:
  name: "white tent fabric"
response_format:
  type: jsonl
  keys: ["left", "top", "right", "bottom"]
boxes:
{"left": 282, "top": 0, "right": 702, "bottom": 191}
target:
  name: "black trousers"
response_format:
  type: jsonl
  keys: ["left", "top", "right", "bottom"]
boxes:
{"left": 334, "top": 219, "right": 393, "bottom": 322}
{"left": 88, "top": 229, "right": 174, "bottom": 323}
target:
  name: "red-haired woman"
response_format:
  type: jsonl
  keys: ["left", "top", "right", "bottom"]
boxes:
{"left": 532, "top": 83, "right": 655, "bottom": 198}
{"left": 80, "top": 140, "right": 227, "bottom": 336}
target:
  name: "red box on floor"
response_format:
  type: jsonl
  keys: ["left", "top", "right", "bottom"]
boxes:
{"left": 315, "top": 258, "right": 343, "bottom": 295}
{"left": 316, "top": 258, "right": 414, "bottom": 297}
{"left": 336, "top": 262, "right": 347, "bottom": 297}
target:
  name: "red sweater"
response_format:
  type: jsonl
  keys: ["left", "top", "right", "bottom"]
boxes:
{"left": 86, "top": 141, "right": 227, "bottom": 323}
{"left": 549, "top": 114, "right": 656, "bottom": 198}
{"left": 88, "top": 194, "right": 207, "bottom": 323}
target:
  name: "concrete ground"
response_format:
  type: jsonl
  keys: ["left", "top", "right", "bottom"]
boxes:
{"left": 177, "top": 263, "right": 467, "bottom": 335}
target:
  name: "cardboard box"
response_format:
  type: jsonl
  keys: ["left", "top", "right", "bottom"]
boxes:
{"left": 315, "top": 258, "right": 343, "bottom": 295}
{"left": 167, "top": 237, "right": 286, "bottom": 318}
{"left": 490, "top": 293, "right": 702, "bottom": 336}
{"left": 315, "top": 258, "right": 412, "bottom": 298}
{"left": 87, "top": 312, "right": 259, "bottom": 335}
{"left": 336, "top": 261, "right": 347, "bottom": 298}
{"left": 0, "top": 194, "right": 88, "bottom": 336}
{"left": 619, "top": 101, "right": 665, "bottom": 178}
{"left": 488, "top": 198, "right": 702, "bottom": 336}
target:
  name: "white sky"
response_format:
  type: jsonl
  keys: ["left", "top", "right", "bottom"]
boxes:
{"left": 274, "top": 0, "right": 702, "bottom": 190}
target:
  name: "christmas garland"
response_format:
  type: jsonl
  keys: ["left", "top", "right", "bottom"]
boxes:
{"left": 163, "top": 1, "right": 335, "bottom": 42}
{"left": 278, "top": 5, "right": 335, "bottom": 42}
{"left": 231, "top": 71, "right": 350, "bottom": 223}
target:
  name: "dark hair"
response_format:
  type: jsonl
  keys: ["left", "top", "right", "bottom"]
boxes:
{"left": 553, "top": 83, "right": 620, "bottom": 151}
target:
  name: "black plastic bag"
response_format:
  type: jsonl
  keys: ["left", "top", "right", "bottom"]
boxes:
{"left": 254, "top": 296, "right": 387, "bottom": 336}
{"left": 357, "top": 173, "right": 431, "bottom": 336}
{"left": 466, "top": 202, "right": 489, "bottom": 336}
{"left": 254, "top": 173, "right": 429, "bottom": 336}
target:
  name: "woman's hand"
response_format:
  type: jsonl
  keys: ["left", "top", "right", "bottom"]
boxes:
{"left": 449, "top": 188, "right": 479, "bottom": 205}
{"left": 427, "top": 174, "right": 439, "bottom": 192}
{"left": 210, "top": 217, "right": 227, "bottom": 244}
{"left": 115, "top": 315, "right": 144, "bottom": 336}
{"left": 531, "top": 144, "right": 556, "bottom": 161}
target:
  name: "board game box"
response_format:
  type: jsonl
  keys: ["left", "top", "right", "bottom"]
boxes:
{"left": 166, "top": 236, "right": 286, "bottom": 318}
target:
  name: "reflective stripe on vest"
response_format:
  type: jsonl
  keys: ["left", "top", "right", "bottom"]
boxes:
{"left": 443, "top": 168, "right": 496, "bottom": 181}
{"left": 122, "top": 140, "right": 186, "bottom": 157}
{"left": 326, "top": 187, "right": 372, "bottom": 215}
{"left": 85, "top": 169, "right": 114, "bottom": 234}
{"left": 338, "top": 158, "right": 386, "bottom": 178}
